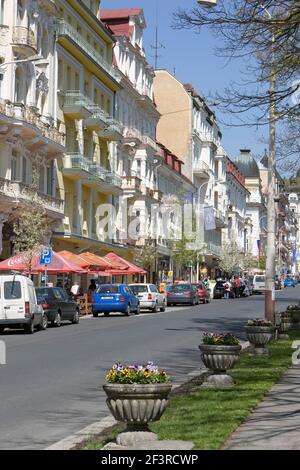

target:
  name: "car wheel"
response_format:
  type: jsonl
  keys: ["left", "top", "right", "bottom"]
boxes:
{"left": 72, "top": 310, "right": 80, "bottom": 324}
{"left": 152, "top": 302, "right": 158, "bottom": 313}
{"left": 160, "top": 301, "right": 166, "bottom": 312}
{"left": 92, "top": 311, "right": 98, "bottom": 317}
{"left": 0, "top": 327, "right": 5, "bottom": 334}
{"left": 25, "top": 319, "right": 35, "bottom": 334}
{"left": 135, "top": 304, "right": 140, "bottom": 315}
{"left": 53, "top": 312, "right": 61, "bottom": 327}
{"left": 104, "top": 312, "right": 110, "bottom": 317}
{"left": 125, "top": 304, "right": 131, "bottom": 316}
{"left": 38, "top": 315, "right": 48, "bottom": 331}
{"left": 167, "top": 303, "right": 172, "bottom": 307}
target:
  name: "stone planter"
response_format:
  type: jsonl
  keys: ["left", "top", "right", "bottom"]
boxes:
{"left": 245, "top": 326, "right": 274, "bottom": 355}
{"left": 286, "top": 310, "right": 300, "bottom": 329}
{"left": 199, "top": 344, "right": 241, "bottom": 388}
{"left": 103, "top": 383, "right": 172, "bottom": 432}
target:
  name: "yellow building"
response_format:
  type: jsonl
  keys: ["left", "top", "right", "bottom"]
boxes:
{"left": 52, "top": 0, "right": 127, "bottom": 257}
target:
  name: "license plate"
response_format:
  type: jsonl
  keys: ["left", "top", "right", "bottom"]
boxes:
{"left": 102, "top": 296, "right": 113, "bottom": 300}
{"left": 175, "top": 293, "right": 182, "bottom": 296}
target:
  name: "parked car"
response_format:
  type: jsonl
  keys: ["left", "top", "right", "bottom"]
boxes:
{"left": 213, "top": 280, "right": 235, "bottom": 299}
{"left": 284, "top": 276, "right": 297, "bottom": 288}
{"left": 191, "top": 282, "right": 211, "bottom": 304}
{"left": 36, "top": 287, "right": 80, "bottom": 327}
{"left": 92, "top": 284, "right": 140, "bottom": 317}
{"left": 129, "top": 284, "right": 166, "bottom": 312}
{"left": 167, "top": 284, "right": 199, "bottom": 306}
{"left": 252, "top": 275, "right": 266, "bottom": 294}
{"left": 0, "top": 274, "right": 47, "bottom": 334}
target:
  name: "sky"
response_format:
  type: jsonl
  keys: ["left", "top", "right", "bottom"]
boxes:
{"left": 101, "top": 0, "right": 269, "bottom": 161}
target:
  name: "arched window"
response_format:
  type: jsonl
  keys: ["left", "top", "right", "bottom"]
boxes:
{"left": 41, "top": 29, "right": 49, "bottom": 58}
{"left": 14, "top": 66, "right": 22, "bottom": 102}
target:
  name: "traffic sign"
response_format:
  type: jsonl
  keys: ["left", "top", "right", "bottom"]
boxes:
{"left": 40, "top": 248, "right": 53, "bottom": 265}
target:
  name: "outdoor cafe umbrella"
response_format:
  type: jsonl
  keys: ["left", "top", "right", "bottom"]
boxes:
{"left": 0, "top": 251, "right": 86, "bottom": 274}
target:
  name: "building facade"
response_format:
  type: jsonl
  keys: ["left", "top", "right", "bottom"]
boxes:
{"left": 52, "top": 0, "right": 125, "bottom": 256}
{"left": 153, "top": 71, "right": 228, "bottom": 277}
{"left": 235, "top": 149, "right": 267, "bottom": 260}
{"left": 100, "top": 8, "right": 162, "bottom": 263}
{"left": 0, "top": 0, "right": 65, "bottom": 259}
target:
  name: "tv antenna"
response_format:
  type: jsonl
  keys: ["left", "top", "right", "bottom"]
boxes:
{"left": 150, "top": 1, "right": 165, "bottom": 69}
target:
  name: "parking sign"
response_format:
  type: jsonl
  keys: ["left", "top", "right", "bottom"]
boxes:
{"left": 40, "top": 248, "right": 53, "bottom": 265}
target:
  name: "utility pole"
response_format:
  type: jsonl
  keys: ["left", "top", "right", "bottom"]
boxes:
{"left": 264, "top": 28, "right": 276, "bottom": 322}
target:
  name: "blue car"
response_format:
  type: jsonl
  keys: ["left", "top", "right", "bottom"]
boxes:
{"left": 92, "top": 284, "right": 140, "bottom": 317}
{"left": 284, "top": 277, "right": 296, "bottom": 288}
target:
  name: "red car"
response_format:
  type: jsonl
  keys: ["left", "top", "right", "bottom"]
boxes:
{"left": 192, "top": 282, "right": 211, "bottom": 304}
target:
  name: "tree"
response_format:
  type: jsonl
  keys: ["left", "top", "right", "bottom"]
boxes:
{"left": 173, "top": 1, "right": 300, "bottom": 125}
{"left": 133, "top": 240, "right": 156, "bottom": 274}
{"left": 172, "top": 235, "right": 205, "bottom": 279}
{"left": 13, "top": 170, "right": 50, "bottom": 272}
{"left": 240, "top": 251, "right": 259, "bottom": 272}
{"left": 218, "top": 242, "right": 242, "bottom": 276}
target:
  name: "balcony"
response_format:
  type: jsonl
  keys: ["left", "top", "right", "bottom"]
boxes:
{"left": 0, "top": 177, "right": 64, "bottom": 218}
{"left": 0, "top": 100, "right": 65, "bottom": 154}
{"left": 122, "top": 176, "right": 142, "bottom": 192}
{"left": 214, "top": 207, "right": 227, "bottom": 227}
{"left": 193, "top": 160, "right": 211, "bottom": 179}
{"left": 38, "top": 0, "right": 57, "bottom": 14}
{"left": 55, "top": 20, "right": 121, "bottom": 85}
{"left": 123, "top": 127, "right": 142, "bottom": 145}
{"left": 99, "top": 119, "right": 123, "bottom": 141}
{"left": 141, "top": 134, "right": 158, "bottom": 152}
{"left": 62, "top": 92, "right": 92, "bottom": 119}
{"left": 63, "top": 154, "right": 121, "bottom": 193}
{"left": 153, "top": 189, "right": 163, "bottom": 202}
{"left": 83, "top": 107, "right": 107, "bottom": 131}
{"left": 12, "top": 26, "right": 37, "bottom": 56}
{"left": 205, "top": 242, "right": 221, "bottom": 257}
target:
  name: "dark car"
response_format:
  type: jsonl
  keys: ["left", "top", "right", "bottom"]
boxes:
{"left": 213, "top": 280, "right": 235, "bottom": 299}
{"left": 36, "top": 287, "right": 80, "bottom": 327}
{"left": 167, "top": 284, "right": 199, "bottom": 306}
{"left": 191, "top": 282, "right": 211, "bottom": 304}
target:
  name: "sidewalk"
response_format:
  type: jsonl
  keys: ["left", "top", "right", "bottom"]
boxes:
{"left": 224, "top": 366, "right": 300, "bottom": 450}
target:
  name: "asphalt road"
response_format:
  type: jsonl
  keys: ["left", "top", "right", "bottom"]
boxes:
{"left": 0, "top": 285, "right": 299, "bottom": 450}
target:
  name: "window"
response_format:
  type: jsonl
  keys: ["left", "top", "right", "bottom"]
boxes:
{"left": 97, "top": 285, "right": 120, "bottom": 294}
{"left": 46, "top": 165, "right": 53, "bottom": 195}
{"left": 39, "top": 165, "right": 45, "bottom": 192}
{"left": 0, "top": 0, "right": 6, "bottom": 24}
{"left": 22, "top": 156, "right": 27, "bottom": 183}
{"left": 150, "top": 285, "right": 158, "bottom": 293}
{"left": 11, "top": 151, "right": 18, "bottom": 180}
{"left": 53, "top": 288, "right": 64, "bottom": 300}
{"left": 130, "top": 285, "right": 148, "bottom": 294}
{"left": 4, "top": 281, "right": 21, "bottom": 299}
{"left": 17, "top": 0, "right": 25, "bottom": 25}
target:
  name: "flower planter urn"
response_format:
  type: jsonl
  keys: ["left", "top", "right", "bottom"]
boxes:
{"left": 103, "top": 383, "right": 172, "bottom": 432}
{"left": 246, "top": 326, "right": 274, "bottom": 355}
{"left": 199, "top": 344, "right": 241, "bottom": 388}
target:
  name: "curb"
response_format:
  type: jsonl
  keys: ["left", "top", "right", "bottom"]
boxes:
{"left": 45, "top": 416, "right": 117, "bottom": 450}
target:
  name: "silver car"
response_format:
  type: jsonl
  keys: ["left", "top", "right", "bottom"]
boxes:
{"left": 129, "top": 284, "right": 166, "bottom": 312}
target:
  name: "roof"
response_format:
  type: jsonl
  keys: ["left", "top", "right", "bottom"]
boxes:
{"left": 100, "top": 9, "right": 143, "bottom": 20}
{"left": 106, "top": 23, "right": 134, "bottom": 39}
{"left": 235, "top": 149, "right": 260, "bottom": 178}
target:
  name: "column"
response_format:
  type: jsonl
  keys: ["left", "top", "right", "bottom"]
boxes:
{"left": 0, "top": 214, "right": 8, "bottom": 255}
{"left": 88, "top": 188, "right": 93, "bottom": 238}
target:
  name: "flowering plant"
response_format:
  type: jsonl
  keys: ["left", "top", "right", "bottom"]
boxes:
{"left": 247, "top": 319, "right": 273, "bottom": 327}
{"left": 287, "top": 304, "right": 300, "bottom": 311}
{"left": 106, "top": 362, "right": 169, "bottom": 384}
{"left": 202, "top": 332, "right": 240, "bottom": 346}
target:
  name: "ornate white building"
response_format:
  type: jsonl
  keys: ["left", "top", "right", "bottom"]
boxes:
{"left": 0, "top": 0, "right": 65, "bottom": 258}
{"left": 100, "top": 9, "right": 162, "bottom": 255}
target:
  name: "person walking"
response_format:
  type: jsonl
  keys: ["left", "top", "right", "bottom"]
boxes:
{"left": 235, "top": 276, "right": 241, "bottom": 298}
{"left": 223, "top": 279, "right": 231, "bottom": 299}
{"left": 88, "top": 279, "right": 97, "bottom": 302}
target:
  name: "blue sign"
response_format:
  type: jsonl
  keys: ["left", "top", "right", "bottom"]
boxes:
{"left": 40, "top": 248, "right": 53, "bottom": 265}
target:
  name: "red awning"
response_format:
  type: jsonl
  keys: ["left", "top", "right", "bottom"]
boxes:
{"left": 0, "top": 251, "right": 86, "bottom": 274}
{"left": 104, "top": 252, "right": 147, "bottom": 275}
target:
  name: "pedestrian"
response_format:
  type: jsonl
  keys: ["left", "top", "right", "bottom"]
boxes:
{"left": 223, "top": 279, "right": 231, "bottom": 299}
{"left": 88, "top": 279, "right": 97, "bottom": 302}
{"left": 235, "top": 276, "right": 241, "bottom": 298}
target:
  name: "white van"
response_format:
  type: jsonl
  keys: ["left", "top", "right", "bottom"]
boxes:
{"left": 0, "top": 275, "right": 47, "bottom": 334}
{"left": 252, "top": 274, "right": 266, "bottom": 294}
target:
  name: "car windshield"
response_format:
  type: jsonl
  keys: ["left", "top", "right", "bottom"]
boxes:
{"left": 255, "top": 276, "right": 265, "bottom": 282}
{"left": 193, "top": 284, "right": 203, "bottom": 289}
{"left": 130, "top": 285, "right": 148, "bottom": 294}
{"left": 97, "top": 285, "right": 120, "bottom": 294}
{"left": 36, "top": 288, "right": 52, "bottom": 301}
{"left": 172, "top": 285, "right": 192, "bottom": 292}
